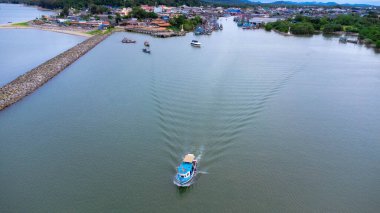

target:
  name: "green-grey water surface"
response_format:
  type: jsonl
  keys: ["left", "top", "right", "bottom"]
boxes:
{"left": 1, "top": 18, "right": 380, "bottom": 212}
{"left": 0, "top": 3, "right": 55, "bottom": 24}
{"left": 0, "top": 29, "right": 85, "bottom": 86}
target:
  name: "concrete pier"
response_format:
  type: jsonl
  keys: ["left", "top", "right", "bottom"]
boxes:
{"left": 0, "top": 34, "right": 110, "bottom": 111}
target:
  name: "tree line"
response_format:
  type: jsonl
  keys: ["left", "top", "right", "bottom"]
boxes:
{"left": 264, "top": 13, "right": 380, "bottom": 48}
{"left": 168, "top": 15, "right": 202, "bottom": 31}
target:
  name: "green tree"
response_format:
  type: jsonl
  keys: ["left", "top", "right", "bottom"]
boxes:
{"left": 59, "top": 6, "right": 69, "bottom": 17}
{"left": 345, "top": 26, "right": 359, "bottom": 33}
{"left": 129, "top": 7, "right": 157, "bottom": 19}
{"left": 169, "top": 15, "right": 201, "bottom": 31}
{"left": 115, "top": 13, "right": 121, "bottom": 24}
{"left": 264, "top": 23, "right": 273, "bottom": 31}
{"left": 291, "top": 22, "right": 315, "bottom": 35}
{"left": 323, "top": 23, "right": 343, "bottom": 34}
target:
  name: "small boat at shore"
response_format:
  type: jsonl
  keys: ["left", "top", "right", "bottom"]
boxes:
{"left": 144, "top": 41, "right": 150, "bottom": 47}
{"left": 174, "top": 154, "right": 197, "bottom": 187}
{"left": 122, "top": 38, "right": 136, "bottom": 43}
{"left": 339, "top": 36, "right": 347, "bottom": 43}
{"left": 190, "top": 40, "right": 201, "bottom": 47}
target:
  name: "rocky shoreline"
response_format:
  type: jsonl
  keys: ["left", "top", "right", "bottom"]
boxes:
{"left": 0, "top": 33, "right": 110, "bottom": 111}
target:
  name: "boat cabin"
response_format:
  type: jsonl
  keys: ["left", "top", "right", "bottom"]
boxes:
{"left": 183, "top": 154, "right": 195, "bottom": 163}
{"left": 175, "top": 154, "right": 197, "bottom": 186}
{"left": 177, "top": 154, "right": 195, "bottom": 177}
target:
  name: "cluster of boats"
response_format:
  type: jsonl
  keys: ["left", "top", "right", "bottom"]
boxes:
{"left": 234, "top": 16, "right": 262, "bottom": 30}
{"left": 122, "top": 37, "right": 201, "bottom": 50}
{"left": 194, "top": 23, "right": 223, "bottom": 36}
{"left": 121, "top": 37, "right": 151, "bottom": 54}
{"left": 142, "top": 41, "right": 151, "bottom": 54}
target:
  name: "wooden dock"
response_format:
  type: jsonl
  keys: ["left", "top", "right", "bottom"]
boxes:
{"left": 124, "top": 27, "right": 186, "bottom": 38}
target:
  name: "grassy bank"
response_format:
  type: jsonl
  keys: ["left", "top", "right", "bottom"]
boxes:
{"left": 11, "top": 22, "right": 29, "bottom": 27}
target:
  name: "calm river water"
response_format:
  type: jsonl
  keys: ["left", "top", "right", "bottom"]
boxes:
{"left": 0, "top": 3, "right": 55, "bottom": 24}
{"left": 0, "top": 29, "right": 85, "bottom": 86}
{"left": 1, "top": 18, "right": 379, "bottom": 212}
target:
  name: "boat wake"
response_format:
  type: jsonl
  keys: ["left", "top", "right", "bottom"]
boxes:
{"left": 195, "top": 145, "right": 204, "bottom": 162}
{"left": 148, "top": 44, "right": 313, "bottom": 188}
{"left": 194, "top": 146, "right": 208, "bottom": 174}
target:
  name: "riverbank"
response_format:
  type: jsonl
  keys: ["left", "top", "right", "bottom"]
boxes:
{"left": 264, "top": 14, "right": 380, "bottom": 49}
{"left": 0, "top": 33, "right": 110, "bottom": 111}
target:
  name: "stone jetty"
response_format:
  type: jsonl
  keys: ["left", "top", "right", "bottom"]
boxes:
{"left": 0, "top": 34, "right": 110, "bottom": 111}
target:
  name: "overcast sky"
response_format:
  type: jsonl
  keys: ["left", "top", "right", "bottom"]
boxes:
{"left": 256, "top": 0, "right": 380, "bottom": 6}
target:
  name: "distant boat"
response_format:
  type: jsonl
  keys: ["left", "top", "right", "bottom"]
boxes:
{"left": 347, "top": 39, "right": 358, "bottom": 44}
{"left": 122, "top": 38, "right": 136, "bottom": 43}
{"left": 339, "top": 36, "right": 347, "bottom": 43}
{"left": 144, "top": 41, "right": 150, "bottom": 47}
{"left": 194, "top": 26, "right": 204, "bottom": 35}
{"left": 174, "top": 154, "right": 197, "bottom": 187}
{"left": 142, "top": 48, "right": 151, "bottom": 54}
{"left": 190, "top": 40, "right": 201, "bottom": 47}
{"left": 242, "top": 22, "right": 252, "bottom": 29}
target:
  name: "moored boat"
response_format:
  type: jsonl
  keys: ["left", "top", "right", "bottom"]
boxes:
{"left": 190, "top": 40, "right": 201, "bottom": 47}
{"left": 339, "top": 36, "right": 347, "bottom": 43}
{"left": 142, "top": 48, "right": 151, "bottom": 54}
{"left": 122, "top": 38, "right": 136, "bottom": 43}
{"left": 144, "top": 41, "right": 150, "bottom": 47}
{"left": 174, "top": 154, "right": 197, "bottom": 187}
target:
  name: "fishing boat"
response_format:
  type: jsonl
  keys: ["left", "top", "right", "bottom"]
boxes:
{"left": 174, "top": 154, "right": 197, "bottom": 187}
{"left": 190, "top": 40, "right": 201, "bottom": 47}
{"left": 242, "top": 22, "right": 252, "bottom": 30}
{"left": 142, "top": 48, "right": 151, "bottom": 54}
{"left": 144, "top": 41, "right": 150, "bottom": 47}
{"left": 122, "top": 38, "right": 136, "bottom": 43}
{"left": 339, "top": 36, "right": 347, "bottom": 43}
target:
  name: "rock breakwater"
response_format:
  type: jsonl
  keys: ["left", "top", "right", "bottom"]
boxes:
{"left": 0, "top": 34, "right": 110, "bottom": 111}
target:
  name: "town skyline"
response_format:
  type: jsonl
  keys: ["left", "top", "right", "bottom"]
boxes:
{"left": 252, "top": 0, "right": 380, "bottom": 6}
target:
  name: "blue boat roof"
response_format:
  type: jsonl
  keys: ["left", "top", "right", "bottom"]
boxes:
{"left": 177, "top": 162, "right": 192, "bottom": 174}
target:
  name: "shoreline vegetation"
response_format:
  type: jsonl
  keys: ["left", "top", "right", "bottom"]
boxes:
{"left": 264, "top": 14, "right": 380, "bottom": 48}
